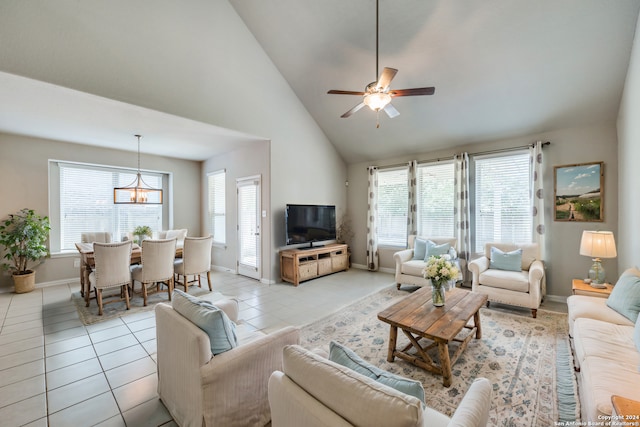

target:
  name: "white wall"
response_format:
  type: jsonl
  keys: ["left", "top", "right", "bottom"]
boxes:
{"left": 0, "top": 133, "right": 200, "bottom": 291}
{"left": 0, "top": 0, "right": 347, "bottom": 282}
{"left": 617, "top": 11, "right": 640, "bottom": 271}
{"left": 202, "top": 142, "right": 272, "bottom": 280}
{"left": 346, "top": 123, "right": 619, "bottom": 298}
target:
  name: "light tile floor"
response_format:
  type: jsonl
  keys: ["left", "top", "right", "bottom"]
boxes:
{"left": 0, "top": 269, "right": 567, "bottom": 426}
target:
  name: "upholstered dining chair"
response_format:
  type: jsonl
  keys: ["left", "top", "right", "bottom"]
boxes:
{"left": 131, "top": 238, "right": 177, "bottom": 306}
{"left": 81, "top": 232, "right": 113, "bottom": 244}
{"left": 88, "top": 241, "right": 132, "bottom": 316}
{"left": 174, "top": 236, "right": 213, "bottom": 293}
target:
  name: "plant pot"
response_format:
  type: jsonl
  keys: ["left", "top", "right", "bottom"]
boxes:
{"left": 13, "top": 270, "right": 36, "bottom": 294}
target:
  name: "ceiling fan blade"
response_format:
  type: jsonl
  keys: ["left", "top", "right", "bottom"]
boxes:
{"left": 376, "top": 67, "right": 398, "bottom": 91}
{"left": 328, "top": 90, "right": 366, "bottom": 95}
{"left": 390, "top": 87, "right": 435, "bottom": 97}
{"left": 383, "top": 103, "right": 400, "bottom": 118}
{"left": 341, "top": 102, "right": 366, "bottom": 118}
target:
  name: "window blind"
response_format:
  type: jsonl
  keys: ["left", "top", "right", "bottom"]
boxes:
{"left": 207, "top": 170, "right": 226, "bottom": 244}
{"left": 58, "top": 162, "right": 163, "bottom": 251}
{"left": 474, "top": 152, "right": 531, "bottom": 253}
{"left": 376, "top": 167, "right": 408, "bottom": 246}
{"left": 416, "top": 162, "right": 455, "bottom": 237}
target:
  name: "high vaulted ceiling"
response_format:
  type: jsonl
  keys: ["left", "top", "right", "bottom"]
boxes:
{"left": 230, "top": 0, "right": 640, "bottom": 163}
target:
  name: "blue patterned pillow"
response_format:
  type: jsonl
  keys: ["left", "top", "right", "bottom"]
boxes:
{"left": 413, "top": 238, "right": 427, "bottom": 260}
{"left": 329, "top": 341, "right": 425, "bottom": 403}
{"left": 172, "top": 289, "right": 237, "bottom": 355}
{"left": 606, "top": 272, "right": 640, "bottom": 323}
{"left": 490, "top": 247, "right": 522, "bottom": 272}
{"left": 425, "top": 240, "right": 451, "bottom": 260}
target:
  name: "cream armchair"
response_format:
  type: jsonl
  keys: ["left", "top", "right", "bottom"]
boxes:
{"left": 269, "top": 345, "right": 492, "bottom": 427}
{"left": 394, "top": 236, "right": 459, "bottom": 290}
{"left": 155, "top": 299, "right": 299, "bottom": 427}
{"left": 468, "top": 242, "right": 545, "bottom": 318}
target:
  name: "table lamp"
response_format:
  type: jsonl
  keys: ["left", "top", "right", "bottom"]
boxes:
{"left": 579, "top": 230, "right": 617, "bottom": 287}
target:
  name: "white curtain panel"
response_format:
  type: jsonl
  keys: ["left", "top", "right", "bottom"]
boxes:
{"left": 366, "top": 166, "right": 379, "bottom": 271}
{"left": 407, "top": 160, "right": 418, "bottom": 240}
{"left": 530, "top": 141, "right": 546, "bottom": 260}
{"left": 454, "top": 153, "right": 471, "bottom": 282}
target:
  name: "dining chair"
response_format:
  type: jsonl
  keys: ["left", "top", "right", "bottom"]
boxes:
{"left": 78, "top": 232, "right": 113, "bottom": 297}
{"left": 174, "top": 236, "right": 213, "bottom": 293}
{"left": 88, "top": 241, "right": 132, "bottom": 316}
{"left": 131, "top": 238, "right": 177, "bottom": 306}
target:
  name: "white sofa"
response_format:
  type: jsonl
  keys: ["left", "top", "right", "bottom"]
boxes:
{"left": 468, "top": 242, "right": 545, "bottom": 318}
{"left": 155, "top": 298, "right": 299, "bottom": 427}
{"left": 394, "top": 236, "right": 459, "bottom": 290}
{"left": 268, "top": 344, "right": 492, "bottom": 427}
{"left": 567, "top": 269, "right": 640, "bottom": 423}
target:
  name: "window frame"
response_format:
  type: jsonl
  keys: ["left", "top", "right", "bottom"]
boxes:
{"left": 48, "top": 160, "right": 171, "bottom": 254}
{"left": 207, "top": 169, "right": 226, "bottom": 245}
{"left": 376, "top": 166, "right": 409, "bottom": 248}
{"left": 415, "top": 160, "right": 455, "bottom": 238}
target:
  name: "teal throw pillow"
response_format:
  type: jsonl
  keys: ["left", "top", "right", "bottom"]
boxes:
{"left": 413, "top": 238, "right": 427, "bottom": 260}
{"left": 172, "top": 289, "right": 238, "bottom": 355}
{"left": 606, "top": 273, "right": 640, "bottom": 323}
{"left": 329, "top": 341, "right": 425, "bottom": 403}
{"left": 425, "top": 240, "right": 451, "bottom": 260}
{"left": 489, "top": 247, "right": 522, "bottom": 272}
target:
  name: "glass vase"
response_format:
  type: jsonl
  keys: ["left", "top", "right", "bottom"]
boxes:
{"left": 432, "top": 283, "right": 446, "bottom": 307}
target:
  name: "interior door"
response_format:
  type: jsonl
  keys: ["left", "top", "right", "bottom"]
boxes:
{"left": 237, "top": 176, "right": 261, "bottom": 280}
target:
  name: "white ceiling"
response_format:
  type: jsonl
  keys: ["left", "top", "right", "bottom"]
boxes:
{"left": 230, "top": 0, "right": 640, "bottom": 163}
{"left": 0, "top": 71, "right": 265, "bottom": 161}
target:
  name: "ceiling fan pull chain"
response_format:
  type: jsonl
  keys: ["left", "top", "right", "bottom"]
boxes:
{"left": 376, "top": 110, "right": 380, "bottom": 128}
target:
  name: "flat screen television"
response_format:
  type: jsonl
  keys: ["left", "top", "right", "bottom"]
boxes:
{"left": 285, "top": 204, "right": 336, "bottom": 247}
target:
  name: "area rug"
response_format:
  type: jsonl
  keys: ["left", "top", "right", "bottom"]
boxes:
{"left": 72, "top": 285, "right": 223, "bottom": 325}
{"left": 299, "top": 286, "right": 581, "bottom": 426}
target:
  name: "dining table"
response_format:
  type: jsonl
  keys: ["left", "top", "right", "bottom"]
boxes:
{"left": 75, "top": 241, "right": 183, "bottom": 306}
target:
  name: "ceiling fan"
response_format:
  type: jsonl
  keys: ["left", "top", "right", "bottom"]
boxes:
{"left": 327, "top": 0, "right": 435, "bottom": 127}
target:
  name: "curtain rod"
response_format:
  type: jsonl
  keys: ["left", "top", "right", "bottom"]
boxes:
{"left": 370, "top": 141, "right": 551, "bottom": 170}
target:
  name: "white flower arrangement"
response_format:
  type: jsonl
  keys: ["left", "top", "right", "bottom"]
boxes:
{"left": 422, "top": 255, "right": 460, "bottom": 289}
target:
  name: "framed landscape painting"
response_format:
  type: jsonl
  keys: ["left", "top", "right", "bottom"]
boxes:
{"left": 554, "top": 162, "right": 604, "bottom": 222}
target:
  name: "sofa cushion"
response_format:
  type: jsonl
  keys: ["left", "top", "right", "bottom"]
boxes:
{"left": 328, "top": 341, "right": 425, "bottom": 403}
{"left": 567, "top": 295, "right": 634, "bottom": 337}
{"left": 572, "top": 318, "right": 638, "bottom": 368}
{"left": 635, "top": 315, "right": 640, "bottom": 357}
{"left": 413, "top": 238, "right": 427, "bottom": 260}
{"left": 489, "top": 247, "right": 522, "bottom": 272}
{"left": 478, "top": 269, "right": 530, "bottom": 293}
{"left": 282, "top": 345, "right": 424, "bottom": 427}
{"left": 401, "top": 259, "right": 428, "bottom": 277}
{"left": 606, "top": 269, "right": 640, "bottom": 323}
{"left": 425, "top": 240, "right": 450, "bottom": 259}
{"left": 171, "top": 289, "right": 237, "bottom": 355}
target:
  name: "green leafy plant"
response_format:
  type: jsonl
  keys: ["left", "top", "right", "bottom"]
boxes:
{"left": 133, "top": 225, "right": 153, "bottom": 239}
{"left": 0, "top": 208, "right": 51, "bottom": 275}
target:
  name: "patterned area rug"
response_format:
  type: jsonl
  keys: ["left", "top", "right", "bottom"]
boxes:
{"left": 72, "top": 285, "right": 222, "bottom": 325}
{"left": 299, "top": 285, "right": 580, "bottom": 426}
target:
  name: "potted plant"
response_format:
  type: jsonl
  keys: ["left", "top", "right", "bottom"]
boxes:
{"left": 133, "top": 225, "right": 153, "bottom": 245}
{"left": 0, "top": 208, "right": 51, "bottom": 293}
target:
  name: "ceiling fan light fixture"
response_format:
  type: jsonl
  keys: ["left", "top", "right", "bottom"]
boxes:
{"left": 363, "top": 92, "right": 391, "bottom": 111}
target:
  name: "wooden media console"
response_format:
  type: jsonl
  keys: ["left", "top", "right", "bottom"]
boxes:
{"left": 280, "top": 243, "right": 349, "bottom": 286}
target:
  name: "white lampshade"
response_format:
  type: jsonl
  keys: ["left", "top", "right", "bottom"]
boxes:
{"left": 579, "top": 231, "right": 617, "bottom": 259}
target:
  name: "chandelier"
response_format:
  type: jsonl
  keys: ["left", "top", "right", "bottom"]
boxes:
{"left": 113, "top": 135, "right": 163, "bottom": 204}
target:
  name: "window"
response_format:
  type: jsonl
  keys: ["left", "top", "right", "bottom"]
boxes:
{"left": 416, "top": 162, "right": 455, "bottom": 237}
{"left": 207, "top": 170, "right": 226, "bottom": 244}
{"left": 51, "top": 161, "right": 165, "bottom": 252}
{"left": 473, "top": 152, "right": 531, "bottom": 253}
{"left": 376, "top": 167, "right": 408, "bottom": 246}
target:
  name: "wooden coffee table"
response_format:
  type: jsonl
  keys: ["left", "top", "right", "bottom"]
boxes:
{"left": 377, "top": 287, "right": 487, "bottom": 387}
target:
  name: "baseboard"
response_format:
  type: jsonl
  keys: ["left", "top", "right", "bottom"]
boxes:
{"left": 351, "top": 263, "right": 368, "bottom": 270}
{"left": 545, "top": 294, "right": 567, "bottom": 304}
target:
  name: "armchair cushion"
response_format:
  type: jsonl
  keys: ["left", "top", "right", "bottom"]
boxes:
{"left": 606, "top": 268, "right": 640, "bottom": 323}
{"left": 479, "top": 269, "right": 530, "bottom": 293}
{"left": 426, "top": 240, "right": 451, "bottom": 258}
{"left": 413, "top": 238, "right": 427, "bottom": 260}
{"left": 172, "top": 289, "right": 237, "bottom": 355}
{"left": 489, "top": 247, "right": 522, "bottom": 272}
{"left": 328, "top": 341, "right": 425, "bottom": 403}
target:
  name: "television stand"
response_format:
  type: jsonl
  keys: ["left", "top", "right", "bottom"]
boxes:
{"left": 280, "top": 243, "right": 349, "bottom": 286}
